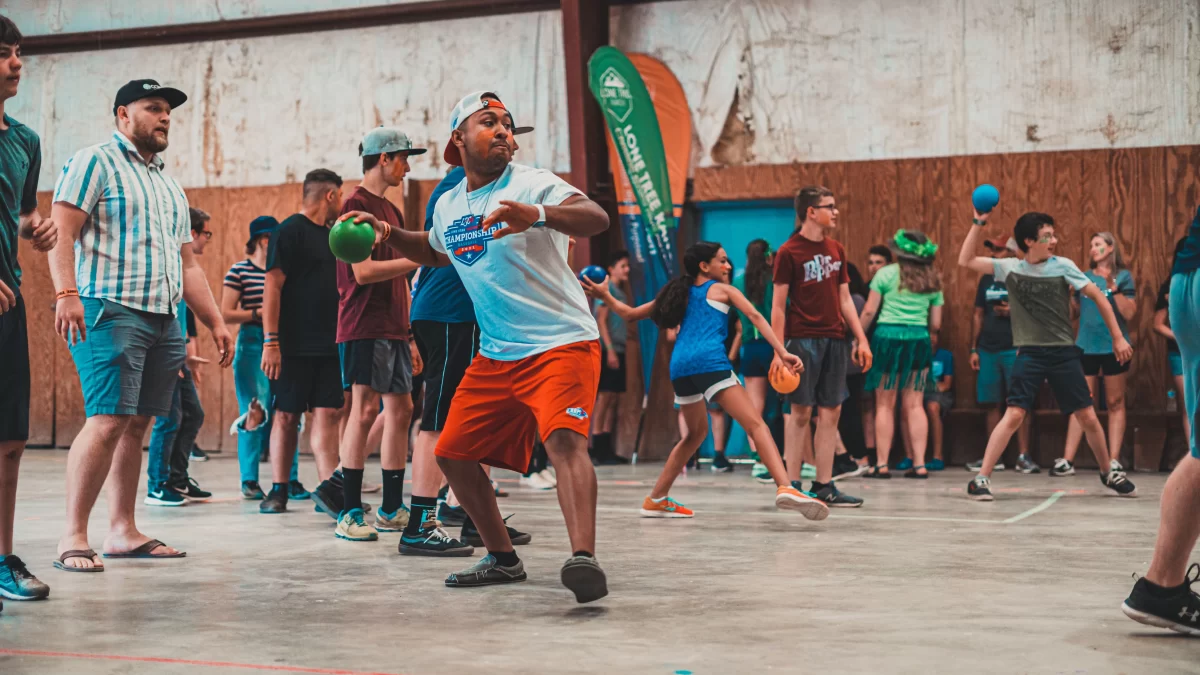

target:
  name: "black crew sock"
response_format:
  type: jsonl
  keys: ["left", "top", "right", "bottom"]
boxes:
{"left": 594, "top": 433, "right": 611, "bottom": 459}
{"left": 406, "top": 496, "right": 437, "bottom": 534}
{"left": 491, "top": 549, "right": 520, "bottom": 567}
{"left": 271, "top": 482, "right": 290, "bottom": 497}
{"left": 381, "top": 468, "right": 406, "bottom": 514}
{"left": 810, "top": 480, "right": 830, "bottom": 493}
{"left": 342, "top": 468, "right": 364, "bottom": 513}
{"left": 572, "top": 550, "right": 594, "bottom": 559}
{"left": 714, "top": 450, "right": 727, "bottom": 462}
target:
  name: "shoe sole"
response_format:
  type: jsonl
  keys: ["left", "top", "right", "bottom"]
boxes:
{"left": 775, "top": 494, "right": 830, "bottom": 521}
{"left": 259, "top": 505, "right": 287, "bottom": 514}
{"left": 375, "top": 523, "right": 407, "bottom": 532}
{"left": 827, "top": 500, "right": 863, "bottom": 508}
{"left": 311, "top": 493, "right": 339, "bottom": 519}
{"left": 144, "top": 498, "right": 185, "bottom": 507}
{"left": 1110, "top": 490, "right": 1138, "bottom": 498}
{"left": 0, "top": 588, "right": 49, "bottom": 601}
{"left": 445, "top": 572, "right": 527, "bottom": 587}
{"left": 463, "top": 533, "right": 533, "bottom": 547}
{"left": 1050, "top": 471, "right": 1075, "bottom": 477}
{"left": 399, "top": 543, "right": 476, "bottom": 557}
{"left": 1121, "top": 603, "right": 1200, "bottom": 636}
{"left": 1017, "top": 469, "right": 1041, "bottom": 474}
{"left": 710, "top": 467, "right": 733, "bottom": 473}
{"left": 179, "top": 495, "right": 212, "bottom": 503}
{"left": 335, "top": 531, "right": 378, "bottom": 542}
{"left": 638, "top": 508, "right": 693, "bottom": 518}
{"left": 968, "top": 492, "right": 995, "bottom": 502}
{"left": 561, "top": 563, "right": 608, "bottom": 603}
{"left": 753, "top": 476, "right": 774, "bottom": 484}
{"left": 242, "top": 494, "right": 265, "bottom": 501}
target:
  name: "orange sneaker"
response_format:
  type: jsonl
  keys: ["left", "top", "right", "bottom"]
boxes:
{"left": 775, "top": 485, "right": 829, "bottom": 521}
{"left": 639, "top": 496, "right": 694, "bottom": 518}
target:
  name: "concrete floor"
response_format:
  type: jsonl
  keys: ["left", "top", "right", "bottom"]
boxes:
{"left": 0, "top": 451, "right": 1197, "bottom": 675}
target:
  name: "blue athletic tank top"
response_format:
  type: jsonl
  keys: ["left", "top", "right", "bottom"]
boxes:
{"left": 669, "top": 280, "right": 734, "bottom": 380}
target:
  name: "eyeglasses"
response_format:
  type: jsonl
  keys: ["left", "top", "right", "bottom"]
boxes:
{"left": 813, "top": 204, "right": 837, "bottom": 211}
{"left": 198, "top": 231, "right": 213, "bottom": 240}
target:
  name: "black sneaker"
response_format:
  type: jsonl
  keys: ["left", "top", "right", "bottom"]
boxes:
{"left": 259, "top": 486, "right": 288, "bottom": 513}
{"left": 812, "top": 482, "right": 863, "bottom": 508}
{"left": 288, "top": 480, "right": 311, "bottom": 500}
{"left": 189, "top": 447, "right": 209, "bottom": 462}
{"left": 1014, "top": 454, "right": 1041, "bottom": 474}
{"left": 1049, "top": 458, "right": 1075, "bottom": 477}
{"left": 445, "top": 554, "right": 527, "bottom": 587}
{"left": 241, "top": 481, "right": 265, "bottom": 500}
{"left": 400, "top": 520, "right": 475, "bottom": 557}
{"left": 833, "top": 454, "right": 868, "bottom": 481}
{"left": 710, "top": 453, "right": 733, "bottom": 473}
{"left": 1102, "top": 470, "right": 1138, "bottom": 498}
{"left": 145, "top": 483, "right": 186, "bottom": 507}
{"left": 561, "top": 555, "right": 608, "bottom": 603}
{"left": 967, "top": 475, "right": 994, "bottom": 501}
{"left": 437, "top": 502, "right": 468, "bottom": 527}
{"left": 311, "top": 477, "right": 344, "bottom": 519}
{"left": 1123, "top": 564, "right": 1200, "bottom": 636}
{"left": 0, "top": 555, "right": 50, "bottom": 601}
{"left": 461, "top": 516, "right": 533, "bottom": 548}
{"left": 171, "top": 477, "right": 212, "bottom": 502}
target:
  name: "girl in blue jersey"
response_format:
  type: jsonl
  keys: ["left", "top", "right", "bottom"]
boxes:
{"left": 583, "top": 241, "right": 828, "bottom": 521}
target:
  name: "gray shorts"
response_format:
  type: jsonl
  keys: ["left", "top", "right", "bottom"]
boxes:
{"left": 340, "top": 338, "right": 414, "bottom": 395}
{"left": 785, "top": 337, "right": 850, "bottom": 409}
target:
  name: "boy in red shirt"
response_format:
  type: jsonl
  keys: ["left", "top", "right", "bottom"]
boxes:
{"left": 771, "top": 186, "right": 872, "bottom": 507}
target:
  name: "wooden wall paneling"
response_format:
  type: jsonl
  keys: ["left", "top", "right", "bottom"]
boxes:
{"left": 1078, "top": 149, "right": 1112, "bottom": 265}
{"left": 895, "top": 158, "right": 928, "bottom": 237}
{"left": 184, "top": 188, "right": 229, "bottom": 451}
{"left": 1051, "top": 151, "right": 1084, "bottom": 268}
{"left": 18, "top": 198, "right": 55, "bottom": 446}
{"left": 946, "top": 156, "right": 977, "bottom": 408}
{"left": 1131, "top": 147, "right": 1169, "bottom": 408}
{"left": 1166, "top": 146, "right": 1200, "bottom": 243}
{"left": 999, "top": 151, "right": 1032, "bottom": 235}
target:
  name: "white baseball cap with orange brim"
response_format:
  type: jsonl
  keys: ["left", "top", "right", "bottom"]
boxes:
{"left": 443, "top": 90, "right": 534, "bottom": 166}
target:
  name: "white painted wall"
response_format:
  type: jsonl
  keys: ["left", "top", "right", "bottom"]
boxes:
{"left": 4, "top": 0, "right": 1196, "bottom": 190}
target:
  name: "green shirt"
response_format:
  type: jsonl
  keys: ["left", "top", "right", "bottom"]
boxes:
{"left": 869, "top": 264, "right": 944, "bottom": 326}
{"left": 0, "top": 114, "right": 42, "bottom": 293}
{"left": 733, "top": 271, "right": 773, "bottom": 342}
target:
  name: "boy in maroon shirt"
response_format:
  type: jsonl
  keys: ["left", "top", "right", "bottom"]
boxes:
{"left": 771, "top": 186, "right": 873, "bottom": 507}
{"left": 331, "top": 128, "right": 425, "bottom": 542}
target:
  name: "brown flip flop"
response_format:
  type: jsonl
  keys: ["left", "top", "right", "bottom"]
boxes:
{"left": 102, "top": 539, "right": 187, "bottom": 559}
{"left": 53, "top": 549, "right": 104, "bottom": 573}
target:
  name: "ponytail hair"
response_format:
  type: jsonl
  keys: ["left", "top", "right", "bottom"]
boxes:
{"left": 743, "top": 238, "right": 771, "bottom": 306}
{"left": 651, "top": 241, "right": 723, "bottom": 329}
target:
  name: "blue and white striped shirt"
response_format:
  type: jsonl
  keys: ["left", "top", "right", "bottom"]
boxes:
{"left": 53, "top": 131, "right": 192, "bottom": 315}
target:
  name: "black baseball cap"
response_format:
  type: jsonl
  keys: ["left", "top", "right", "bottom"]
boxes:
{"left": 113, "top": 79, "right": 188, "bottom": 115}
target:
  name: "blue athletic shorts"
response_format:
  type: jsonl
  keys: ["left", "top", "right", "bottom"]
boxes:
{"left": 976, "top": 348, "right": 1017, "bottom": 405}
{"left": 1169, "top": 271, "right": 1200, "bottom": 459}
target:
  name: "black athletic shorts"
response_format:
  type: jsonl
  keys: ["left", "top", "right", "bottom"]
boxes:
{"left": 0, "top": 295, "right": 30, "bottom": 442}
{"left": 1081, "top": 352, "right": 1131, "bottom": 376}
{"left": 272, "top": 354, "right": 344, "bottom": 413}
{"left": 672, "top": 370, "right": 739, "bottom": 406}
{"left": 1007, "top": 346, "right": 1093, "bottom": 416}
{"left": 412, "top": 320, "right": 480, "bottom": 432}
{"left": 598, "top": 349, "right": 627, "bottom": 393}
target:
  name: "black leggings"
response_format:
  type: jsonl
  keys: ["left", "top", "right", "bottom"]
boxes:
{"left": 839, "top": 373, "right": 869, "bottom": 461}
{"left": 525, "top": 438, "right": 549, "bottom": 476}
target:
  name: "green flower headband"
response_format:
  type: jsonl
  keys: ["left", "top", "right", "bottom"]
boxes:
{"left": 894, "top": 229, "right": 938, "bottom": 259}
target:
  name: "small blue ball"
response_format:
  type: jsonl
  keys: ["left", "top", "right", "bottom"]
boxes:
{"left": 579, "top": 265, "right": 608, "bottom": 284}
{"left": 972, "top": 184, "right": 1000, "bottom": 213}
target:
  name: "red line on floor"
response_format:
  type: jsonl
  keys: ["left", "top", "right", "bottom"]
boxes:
{"left": 0, "top": 649, "right": 403, "bottom": 675}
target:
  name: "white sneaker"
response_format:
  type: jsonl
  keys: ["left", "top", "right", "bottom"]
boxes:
{"left": 1110, "top": 459, "right": 1125, "bottom": 473}
{"left": 538, "top": 469, "right": 557, "bottom": 487}
{"left": 520, "top": 473, "right": 555, "bottom": 490}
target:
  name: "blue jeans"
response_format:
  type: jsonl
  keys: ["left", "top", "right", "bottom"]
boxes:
{"left": 234, "top": 325, "right": 299, "bottom": 483}
{"left": 147, "top": 365, "right": 203, "bottom": 489}
{"left": 1170, "top": 271, "right": 1200, "bottom": 459}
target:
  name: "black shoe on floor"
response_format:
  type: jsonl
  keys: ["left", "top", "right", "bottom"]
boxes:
{"left": 1102, "top": 470, "right": 1138, "bottom": 498}
{"left": 437, "top": 502, "right": 468, "bottom": 527}
{"left": 812, "top": 482, "right": 863, "bottom": 508}
{"left": 1123, "top": 564, "right": 1200, "bottom": 636}
{"left": 189, "top": 447, "right": 209, "bottom": 462}
{"left": 259, "top": 487, "right": 288, "bottom": 514}
{"left": 171, "top": 477, "right": 212, "bottom": 502}
{"left": 311, "top": 477, "right": 344, "bottom": 519}
{"left": 241, "top": 481, "right": 265, "bottom": 500}
{"left": 445, "top": 554, "right": 526, "bottom": 587}
{"left": 967, "top": 475, "right": 994, "bottom": 502}
{"left": 561, "top": 555, "right": 608, "bottom": 603}
{"left": 710, "top": 452, "right": 733, "bottom": 473}
{"left": 400, "top": 520, "right": 474, "bottom": 557}
{"left": 833, "top": 453, "right": 869, "bottom": 480}
{"left": 288, "top": 480, "right": 311, "bottom": 500}
{"left": 461, "top": 517, "right": 532, "bottom": 548}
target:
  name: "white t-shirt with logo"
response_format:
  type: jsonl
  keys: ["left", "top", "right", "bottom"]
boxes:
{"left": 429, "top": 162, "right": 599, "bottom": 361}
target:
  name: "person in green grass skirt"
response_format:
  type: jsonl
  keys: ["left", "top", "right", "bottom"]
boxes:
{"left": 857, "top": 229, "right": 944, "bottom": 479}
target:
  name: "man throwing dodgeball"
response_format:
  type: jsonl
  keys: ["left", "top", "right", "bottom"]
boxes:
{"left": 347, "top": 91, "right": 610, "bottom": 603}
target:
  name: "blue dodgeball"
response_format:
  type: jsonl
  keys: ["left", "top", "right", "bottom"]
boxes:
{"left": 579, "top": 265, "right": 608, "bottom": 284}
{"left": 972, "top": 184, "right": 1000, "bottom": 213}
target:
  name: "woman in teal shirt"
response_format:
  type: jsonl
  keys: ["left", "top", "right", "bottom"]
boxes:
{"left": 858, "top": 230, "right": 944, "bottom": 479}
{"left": 1058, "top": 232, "right": 1136, "bottom": 475}
{"left": 733, "top": 239, "right": 777, "bottom": 481}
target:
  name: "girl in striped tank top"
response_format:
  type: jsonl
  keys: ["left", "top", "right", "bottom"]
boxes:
{"left": 583, "top": 241, "right": 827, "bottom": 521}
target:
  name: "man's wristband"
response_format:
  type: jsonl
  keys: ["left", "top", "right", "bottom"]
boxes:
{"left": 55, "top": 289, "right": 79, "bottom": 301}
{"left": 534, "top": 204, "right": 546, "bottom": 227}
{"left": 969, "top": 348, "right": 978, "bottom": 354}
{"left": 972, "top": 218, "right": 986, "bottom": 226}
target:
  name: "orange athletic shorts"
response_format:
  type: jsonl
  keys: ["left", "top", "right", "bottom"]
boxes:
{"left": 435, "top": 340, "right": 601, "bottom": 472}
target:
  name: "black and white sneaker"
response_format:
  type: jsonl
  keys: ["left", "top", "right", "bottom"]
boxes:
{"left": 710, "top": 452, "right": 733, "bottom": 473}
{"left": 400, "top": 520, "right": 474, "bottom": 557}
{"left": 965, "top": 459, "right": 1004, "bottom": 472}
{"left": 811, "top": 482, "right": 863, "bottom": 508}
{"left": 1102, "top": 470, "right": 1137, "bottom": 498}
{"left": 171, "top": 477, "right": 212, "bottom": 502}
{"left": 1123, "top": 563, "right": 1200, "bottom": 636}
{"left": 189, "top": 447, "right": 209, "bottom": 462}
{"left": 1049, "top": 458, "right": 1075, "bottom": 477}
{"left": 445, "top": 554, "right": 526, "bottom": 587}
{"left": 461, "top": 516, "right": 532, "bottom": 547}
{"left": 561, "top": 555, "right": 608, "bottom": 603}
{"left": 437, "top": 502, "right": 468, "bottom": 527}
{"left": 967, "top": 475, "right": 994, "bottom": 501}
{"left": 833, "top": 454, "right": 869, "bottom": 481}
{"left": 145, "top": 483, "right": 186, "bottom": 507}
{"left": 1014, "top": 454, "right": 1040, "bottom": 474}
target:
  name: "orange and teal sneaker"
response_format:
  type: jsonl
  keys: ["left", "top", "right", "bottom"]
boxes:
{"left": 639, "top": 495, "right": 694, "bottom": 518}
{"left": 774, "top": 485, "right": 830, "bottom": 521}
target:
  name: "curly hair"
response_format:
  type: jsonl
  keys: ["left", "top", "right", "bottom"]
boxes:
{"left": 743, "top": 239, "right": 772, "bottom": 306}
{"left": 651, "top": 241, "right": 723, "bottom": 329}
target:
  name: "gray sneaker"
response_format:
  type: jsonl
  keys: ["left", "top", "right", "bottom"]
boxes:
{"left": 965, "top": 459, "right": 1005, "bottom": 472}
{"left": 445, "top": 554, "right": 527, "bottom": 587}
{"left": 561, "top": 555, "right": 609, "bottom": 603}
{"left": 1014, "top": 454, "right": 1041, "bottom": 474}
{"left": 0, "top": 555, "right": 50, "bottom": 601}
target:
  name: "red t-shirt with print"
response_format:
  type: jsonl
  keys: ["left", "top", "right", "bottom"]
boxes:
{"left": 773, "top": 232, "right": 849, "bottom": 339}
{"left": 335, "top": 186, "right": 410, "bottom": 343}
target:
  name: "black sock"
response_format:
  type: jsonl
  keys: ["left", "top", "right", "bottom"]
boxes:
{"left": 381, "top": 468, "right": 405, "bottom": 514}
{"left": 461, "top": 515, "right": 475, "bottom": 531}
{"left": 810, "top": 480, "right": 829, "bottom": 493}
{"left": 342, "top": 468, "right": 364, "bottom": 513}
{"left": 594, "top": 433, "right": 611, "bottom": 458}
{"left": 491, "top": 549, "right": 520, "bottom": 567}
{"left": 714, "top": 450, "right": 727, "bottom": 461}
{"left": 406, "top": 496, "right": 437, "bottom": 534}
{"left": 271, "top": 482, "right": 289, "bottom": 496}
{"left": 572, "top": 550, "right": 594, "bottom": 559}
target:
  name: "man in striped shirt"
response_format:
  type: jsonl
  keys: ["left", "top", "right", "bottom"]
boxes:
{"left": 47, "top": 79, "right": 234, "bottom": 571}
